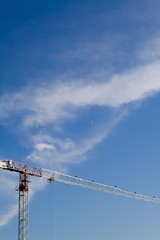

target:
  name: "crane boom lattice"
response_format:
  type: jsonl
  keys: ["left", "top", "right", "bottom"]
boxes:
{"left": 0, "top": 159, "right": 160, "bottom": 240}
{"left": 0, "top": 160, "right": 160, "bottom": 204}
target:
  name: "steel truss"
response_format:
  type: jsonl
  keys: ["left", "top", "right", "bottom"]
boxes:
{"left": 18, "top": 173, "right": 29, "bottom": 240}
{"left": 1, "top": 159, "right": 160, "bottom": 240}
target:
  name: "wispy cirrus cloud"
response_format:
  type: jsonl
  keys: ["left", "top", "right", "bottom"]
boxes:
{"left": 0, "top": 171, "right": 18, "bottom": 227}
{"left": 1, "top": 36, "right": 160, "bottom": 227}
{"left": 0, "top": 204, "right": 18, "bottom": 227}
{"left": 0, "top": 60, "right": 160, "bottom": 128}
{"left": 27, "top": 110, "right": 125, "bottom": 171}
{"left": 0, "top": 46, "right": 160, "bottom": 170}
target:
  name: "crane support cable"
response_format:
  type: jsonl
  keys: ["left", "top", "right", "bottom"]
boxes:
{"left": 0, "top": 160, "right": 160, "bottom": 204}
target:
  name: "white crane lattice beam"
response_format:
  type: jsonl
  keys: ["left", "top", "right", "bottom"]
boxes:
{"left": 0, "top": 160, "right": 160, "bottom": 204}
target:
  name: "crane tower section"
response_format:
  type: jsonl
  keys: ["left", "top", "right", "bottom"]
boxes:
{"left": 18, "top": 173, "right": 29, "bottom": 240}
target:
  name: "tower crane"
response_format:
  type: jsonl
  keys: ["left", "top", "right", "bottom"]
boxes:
{"left": 0, "top": 159, "right": 160, "bottom": 240}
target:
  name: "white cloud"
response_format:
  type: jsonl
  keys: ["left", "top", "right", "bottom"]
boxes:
{"left": 26, "top": 109, "right": 128, "bottom": 171}
{"left": 1, "top": 37, "right": 160, "bottom": 228}
{"left": 0, "top": 171, "right": 18, "bottom": 227}
{"left": 35, "top": 143, "right": 56, "bottom": 151}
{"left": 0, "top": 61, "right": 160, "bottom": 127}
{"left": 0, "top": 204, "right": 18, "bottom": 227}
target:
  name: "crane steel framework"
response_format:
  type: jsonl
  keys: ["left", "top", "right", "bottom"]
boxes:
{"left": 18, "top": 173, "right": 29, "bottom": 240}
{"left": 0, "top": 159, "right": 160, "bottom": 240}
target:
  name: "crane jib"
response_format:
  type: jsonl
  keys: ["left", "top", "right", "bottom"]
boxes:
{"left": 0, "top": 159, "right": 160, "bottom": 240}
{"left": 0, "top": 159, "right": 160, "bottom": 204}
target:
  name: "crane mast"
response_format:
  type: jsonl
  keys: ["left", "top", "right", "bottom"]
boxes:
{"left": 18, "top": 173, "right": 29, "bottom": 240}
{"left": 0, "top": 159, "right": 160, "bottom": 240}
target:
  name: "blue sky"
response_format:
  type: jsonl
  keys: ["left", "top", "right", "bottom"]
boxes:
{"left": 1, "top": 0, "right": 160, "bottom": 239}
